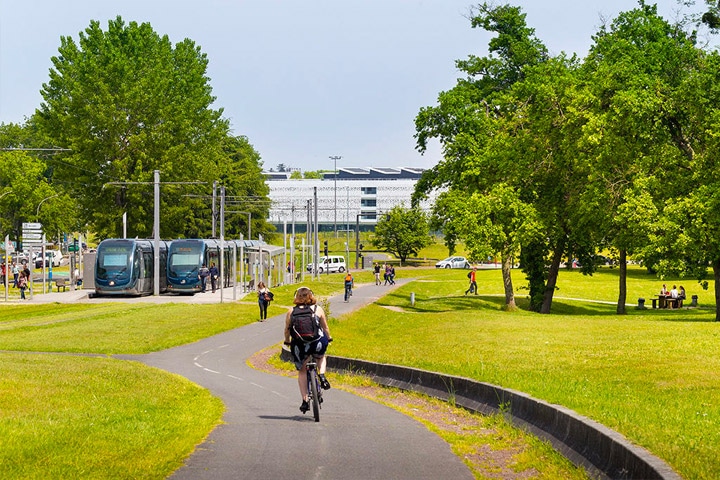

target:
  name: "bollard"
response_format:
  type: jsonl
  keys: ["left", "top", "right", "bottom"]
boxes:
{"left": 410, "top": 292, "right": 415, "bottom": 307}
{"left": 691, "top": 295, "right": 698, "bottom": 307}
{"left": 637, "top": 298, "right": 646, "bottom": 309}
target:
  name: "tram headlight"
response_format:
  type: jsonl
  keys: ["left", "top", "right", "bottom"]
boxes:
{"left": 109, "top": 281, "right": 115, "bottom": 286}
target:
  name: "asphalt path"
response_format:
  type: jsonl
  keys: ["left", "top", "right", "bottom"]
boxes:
{"left": 117, "top": 280, "right": 474, "bottom": 480}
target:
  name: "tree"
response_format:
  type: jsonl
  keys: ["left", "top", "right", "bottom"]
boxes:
{"left": 0, "top": 150, "right": 76, "bottom": 243}
{"left": 432, "top": 184, "right": 540, "bottom": 310}
{"left": 371, "top": 205, "right": 432, "bottom": 264}
{"left": 36, "top": 17, "right": 231, "bottom": 239}
{"left": 415, "top": 3, "right": 594, "bottom": 313}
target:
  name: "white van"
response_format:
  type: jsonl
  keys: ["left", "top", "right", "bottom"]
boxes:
{"left": 35, "top": 250, "right": 63, "bottom": 268}
{"left": 306, "top": 255, "right": 347, "bottom": 274}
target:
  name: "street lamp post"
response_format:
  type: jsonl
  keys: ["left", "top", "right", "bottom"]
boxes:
{"left": 329, "top": 155, "right": 342, "bottom": 236}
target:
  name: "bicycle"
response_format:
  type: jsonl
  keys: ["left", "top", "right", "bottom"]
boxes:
{"left": 344, "top": 282, "right": 353, "bottom": 302}
{"left": 304, "top": 357, "right": 323, "bottom": 422}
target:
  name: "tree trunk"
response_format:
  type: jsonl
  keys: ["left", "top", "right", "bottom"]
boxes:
{"left": 617, "top": 249, "right": 627, "bottom": 315}
{"left": 714, "top": 259, "right": 720, "bottom": 322}
{"left": 540, "top": 241, "right": 565, "bottom": 314}
{"left": 501, "top": 253, "right": 516, "bottom": 310}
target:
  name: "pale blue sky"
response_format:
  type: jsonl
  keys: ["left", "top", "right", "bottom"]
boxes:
{"left": 0, "top": 1, "right": 689, "bottom": 171}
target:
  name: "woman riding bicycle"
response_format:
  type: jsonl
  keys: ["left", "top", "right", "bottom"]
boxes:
{"left": 284, "top": 287, "right": 332, "bottom": 413}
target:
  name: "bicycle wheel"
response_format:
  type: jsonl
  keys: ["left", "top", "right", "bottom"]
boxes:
{"left": 308, "top": 368, "right": 320, "bottom": 422}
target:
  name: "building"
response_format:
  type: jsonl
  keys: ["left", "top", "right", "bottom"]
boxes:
{"left": 265, "top": 167, "right": 439, "bottom": 232}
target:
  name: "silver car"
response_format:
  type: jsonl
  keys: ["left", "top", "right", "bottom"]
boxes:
{"left": 435, "top": 256, "right": 470, "bottom": 269}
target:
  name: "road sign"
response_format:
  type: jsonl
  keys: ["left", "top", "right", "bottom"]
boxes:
{"left": 22, "top": 222, "right": 42, "bottom": 230}
{"left": 22, "top": 233, "right": 43, "bottom": 240}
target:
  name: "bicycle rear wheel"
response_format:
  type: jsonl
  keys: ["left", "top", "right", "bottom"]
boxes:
{"left": 308, "top": 369, "right": 320, "bottom": 422}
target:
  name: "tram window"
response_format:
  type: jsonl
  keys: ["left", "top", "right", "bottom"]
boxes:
{"left": 172, "top": 253, "right": 201, "bottom": 266}
{"left": 143, "top": 253, "right": 153, "bottom": 278}
{"left": 102, "top": 254, "right": 127, "bottom": 267}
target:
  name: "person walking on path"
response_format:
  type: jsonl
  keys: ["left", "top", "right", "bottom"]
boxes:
{"left": 12, "top": 262, "right": 19, "bottom": 288}
{"left": 17, "top": 272, "right": 28, "bottom": 299}
{"left": 388, "top": 265, "right": 396, "bottom": 285}
{"left": 465, "top": 267, "right": 478, "bottom": 295}
{"left": 209, "top": 263, "right": 219, "bottom": 293}
{"left": 198, "top": 264, "right": 210, "bottom": 293}
{"left": 374, "top": 263, "right": 381, "bottom": 285}
{"left": 257, "top": 281, "right": 272, "bottom": 321}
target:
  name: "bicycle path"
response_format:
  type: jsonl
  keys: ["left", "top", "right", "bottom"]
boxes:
{"left": 118, "top": 280, "right": 473, "bottom": 480}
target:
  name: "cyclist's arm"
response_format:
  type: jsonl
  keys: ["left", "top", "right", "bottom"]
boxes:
{"left": 284, "top": 310, "right": 293, "bottom": 344}
{"left": 316, "top": 306, "right": 331, "bottom": 340}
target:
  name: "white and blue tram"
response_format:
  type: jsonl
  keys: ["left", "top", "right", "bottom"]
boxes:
{"left": 166, "top": 238, "right": 234, "bottom": 294}
{"left": 94, "top": 239, "right": 168, "bottom": 296}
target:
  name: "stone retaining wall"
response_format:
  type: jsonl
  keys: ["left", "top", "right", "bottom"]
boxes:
{"left": 326, "top": 356, "right": 681, "bottom": 480}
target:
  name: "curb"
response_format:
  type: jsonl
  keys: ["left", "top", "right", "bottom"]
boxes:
{"left": 322, "top": 355, "right": 681, "bottom": 480}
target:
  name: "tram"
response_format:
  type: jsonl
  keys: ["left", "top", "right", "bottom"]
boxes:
{"left": 166, "top": 238, "right": 233, "bottom": 294}
{"left": 94, "top": 239, "right": 168, "bottom": 296}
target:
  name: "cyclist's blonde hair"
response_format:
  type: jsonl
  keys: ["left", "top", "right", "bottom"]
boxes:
{"left": 293, "top": 287, "right": 317, "bottom": 305}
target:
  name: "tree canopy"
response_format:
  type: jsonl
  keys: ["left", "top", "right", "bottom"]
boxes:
{"left": 33, "top": 16, "right": 271, "bottom": 240}
{"left": 415, "top": 1, "right": 720, "bottom": 320}
{"left": 371, "top": 205, "right": 432, "bottom": 264}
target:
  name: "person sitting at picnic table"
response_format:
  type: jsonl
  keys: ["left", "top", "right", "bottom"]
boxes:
{"left": 669, "top": 285, "right": 679, "bottom": 309}
{"left": 678, "top": 285, "right": 686, "bottom": 308}
{"left": 660, "top": 284, "right": 668, "bottom": 295}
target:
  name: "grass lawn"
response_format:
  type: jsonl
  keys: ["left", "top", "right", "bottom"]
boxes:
{"left": 327, "top": 266, "right": 720, "bottom": 480}
{"left": 0, "top": 301, "right": 274, "bottom": 479}
{"left": 0, "top": 265, "right": 716, "bottom": 478}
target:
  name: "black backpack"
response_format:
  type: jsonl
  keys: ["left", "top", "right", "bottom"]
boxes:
{"left": 291, "top": 305, "right": 320, "bottom": 342}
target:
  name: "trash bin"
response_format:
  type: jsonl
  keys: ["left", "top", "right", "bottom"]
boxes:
{"left": 691, "top": 295, "right": 698, "bottom": 307}
{"left": 637, "top": 298, "right": 646, "bottom": 309}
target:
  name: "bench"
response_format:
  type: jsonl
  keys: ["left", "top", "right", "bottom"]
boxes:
{"left": 54, "top": 278, "right": 68, "bottom": 292}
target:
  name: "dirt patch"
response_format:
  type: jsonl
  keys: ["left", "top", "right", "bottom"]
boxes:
{"left": 248, "top": 346, "right": 571, "bottom": 480}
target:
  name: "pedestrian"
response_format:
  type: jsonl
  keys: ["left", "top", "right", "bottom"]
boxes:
{"left": 1, "top": 262, "right": 5, "bottom": 286}
{"left": 209, "top": 262, "right": 219, "bottom": 293}
{"left": 373, "top": 263, "right": 381, "bottom": 285}
{"left": 384, "top": 263, "right": 391, "bottom": 285}
{"left": 257, "top": 281, "right": 272, "bottom": 321}
{"left": 198, "top": 264, "right": 210, "bottom": 292}
{"left": 12, "top": 262, "right": 19, "bottom": 288}
{"left": 389, "top": 265, "right": 396, "bottom": 285}
{"left": 17, "top": 271, "right": 27, "bottom": 300}
{"left": 465, "top": 266, "right": 478, "bottom": 295}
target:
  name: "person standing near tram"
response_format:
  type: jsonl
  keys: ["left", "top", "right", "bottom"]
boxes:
{"left": 208, "top": 262, "right": 219, "bottom": 293}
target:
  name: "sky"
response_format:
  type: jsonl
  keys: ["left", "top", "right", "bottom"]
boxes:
{"left": 0, "top": 1, "right": 692, "bottom": 172}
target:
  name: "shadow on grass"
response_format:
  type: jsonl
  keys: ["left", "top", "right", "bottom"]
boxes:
{"left": 378, "top": 290, "right": 717, "bottom": 322}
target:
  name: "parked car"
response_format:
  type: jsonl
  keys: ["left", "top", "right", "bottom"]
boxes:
{"left": 35, "top": 250, "right": 63, "bottom": 268}
{"left": 306, "top": 255, "right": 347, "bottom": 274}
{"left": 435, "top": 256, "right": 470, "bottom": 269}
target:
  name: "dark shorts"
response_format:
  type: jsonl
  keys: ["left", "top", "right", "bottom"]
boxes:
{"left": 290, "top": 332, "right": 329, "bottom": 370}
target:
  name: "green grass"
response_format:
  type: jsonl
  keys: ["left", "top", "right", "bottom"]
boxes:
{"left": 0, "top": 302, "right": 283, "bottom": 353}
{"left": 328, "top": 267, "right": 720, "bottom": 480}
{"left": 0, "top": 352, "right": 223, "bottom": 479}
{"left": 1, "top": 265, "right": 717, "bottom": 478}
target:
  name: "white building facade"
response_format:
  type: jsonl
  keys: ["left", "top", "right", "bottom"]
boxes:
{"left": 265, "top": 167, "right": 439, "bottom": 232}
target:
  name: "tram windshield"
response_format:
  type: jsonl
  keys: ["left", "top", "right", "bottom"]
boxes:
{"left": 96, "top": 243, "right": 133, "bottom": 280}
{"left": 168, "top": 243, "right": 203, "bottom": 278}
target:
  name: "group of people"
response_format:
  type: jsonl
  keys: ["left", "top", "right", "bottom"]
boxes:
{"left": 373, "top": 263, "right": 396, "bottom": 285}
{"left": 660, "top": 283, "right": 686, "bottom": 308}
{"left": 197, "top": 263, "right": 220, "bottom": 293}
{"left": 1, "top": 261, "right": 32, "bottom": 299}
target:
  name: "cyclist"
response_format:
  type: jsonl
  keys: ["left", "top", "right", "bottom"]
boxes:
{"left": 343, "top": 271, "right": 354, "bottom": 302}
{"left": 284, "top": 287, "right": 332, "bottom": 413}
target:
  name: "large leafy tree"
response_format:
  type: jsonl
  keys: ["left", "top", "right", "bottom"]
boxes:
{"left": 35, "top": 17, "right": 233, "bottom": 239}
{"left": 371, "top": 205, "right": 431, "bottom": 264}
{"left": 578, "top": 3, "right": 699, "bottom": 313}
{"left": 415, "top": 3, "right": 594, "bottom": 313}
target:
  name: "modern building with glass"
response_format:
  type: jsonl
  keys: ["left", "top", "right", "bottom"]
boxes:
{"left": 265, "top": 167, "right": 439, "bottom": 232}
